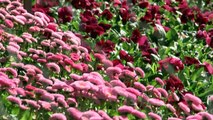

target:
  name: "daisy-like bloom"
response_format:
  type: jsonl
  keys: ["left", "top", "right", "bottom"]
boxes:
{"left": 178, "top": 102, "right": 190, "bottom": 114}
{"left": 134, "top": 67, "right": 145, "bottom": 78}
{"left": 49, "top": 113, "right": 67, "bottom": 120}
{"left": 148, "top": 112, "right": 162, "bottom": 120}
{"left": 7, "top": 45, "right": 19, "bottom": 54}
{"left": 148, "top": 98, "right": 165, "bottom": 107}
{"left": 184, "top": 93, "right": 202, "bottom": 105}
{"left": 41, "top": 92, "right": 55, "bottom": 102}
{"left": 67, "top": 98, "right": 78, "bottom": 107}
{"left": 71, "top": 81, "right": 92, "bottom": 91}
{"left": 113, "top": 86, "right": 128, "bottom": 97}
{"left": 81, "top": 111, "right": 102, "bottom": 120}
{"left": 98, "top": 110, "right": 112, "bottom": 120}
{"left": 157, "top": 88, "right": 168, "bottom": 98}
{"left": 173, "top": 92, "right": 180, "bottom": 102}
{"left": 57, "top": 97, "right": 69, "bottom": 108}
{"left": 102, "top": 59, "right": 113, "bottom": 69}
{"left": 106, "top": 67, "right": 122, "bottom": 79}
{"left": 186, "top": 114, "right": 202, "bottom": 120}
{"left": 168, "top": 118, "right": 182, "bottom": 120}
{"left": 70, "top": 52, "right": 80, "bottom": 62}
{"left": 118, "top": 105, "right": 134, "bottom": 113}
{"left": 24, "top": 99, "right": 40, "bottom": 109}
{"left": 166, "top": 104, "right": 176, "bottom": 113}
{"left": 38, "top": 100, "right": 51, "bottom": 111}
{"left": 191, "top": 103, "right": 204, "bottom": 111}
{"left": 4, "top": 19, "right": 14, "bottom": 28}
{"left": 94, "top": 53, "right": 106, "bottom": 61}
{"left": 134, "top": 82, "right": 147, "bottom": 92}
{"left": 110, "top": 80, "right": 127, "bottom": 88}
{"left": 69, "top": 73, "right": 82, "bottom": 80}
{"left": 46, "top": 62, "right": 61, "bottom": 73}
{"left": 7, "top": 95, "right": 22, "bottom": 105}
{"left": 155, "top": 77, "right": 165, "bottom": 86}
{"left": 198, "top": 112, "right": 213, "bottom": 120}
{"left": 97, "top": 86, "right": 117, "bottom": 101}
{"left": 126, "top": 87, "right": 141, "bottom": 96}
{"left": 132, "top": 110, "right": 147, "bottom": 119}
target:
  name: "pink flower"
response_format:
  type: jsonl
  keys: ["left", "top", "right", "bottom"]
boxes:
{"left": 134, "top": 82, "right": 147, "bottom": 92}
{"left": 155, "top": 77, "right": 165, "bottom": 86}
{"left": 7, "top": 45, "right": 19, "bottom": 54}
{"left": 49, "top": 113, "right": 67, "bottom": 120}
{"left": 157, "top": 88, "right": 168, "bottom": 98}
{"left": 191, "top": 103, "right": 204, "bottom": 111}
{"left": 113, "top": 86, "right": 128, "bottom": 97}
{"left": 198, "top": 112, "right": 213, "bottom": 120}
{"left": 148, "top": 112, "right": 162, "bottom": 120}
{"left": 38, "top": 100, "right": 51, "bottom": 111}
{"left": 148, "top": 98, "right": 165, "bottom": 107}
{"left": 126, "top": 87, "right": 141, "bottom": 96}
{"left": 172, "top": 92, "right": 180, "bottom": 102}
{"left": 29, "top": 26, "right": 41, "bottom": 32}
{"left": 41, "top": 92, "right": 55, "bottom": 101}
{"left": 69, "top": 73, "right": 82, "bottom": 80}
{"left": 52, "top": 80, "right": 68, "bottom": 89}
{"left": 71, "top": 81, "right": 91, "bottom": 90}
{"left": 184, "top": 93, "right": 202, "bottom": 105}
{"left": 67, "top": 107, "right": 82, "bottom": 119}
{"left": 97, "top": 86, "right": 117, "bottom": 101}
{"left": 168, "top": 118, "right": 182, "bottom": 120}
{"left": 102, "top": 59, "right": 113, "bottom": 69}
{"left": 94, "top": 53, "right": 106, "bottom": 60}
{"left": 7, "top": 95, "right": 22, "bottom": 105}
{"left": 24, "top": 99, "right": 40, "bottom": 109}
{"left": 186, "top": 114, "right": 202, "bottom": 120}
{"left": 46, "top": 62, "right": 61, "bottom": 73}
{"left": 70, "top": 53, "right": 80, "bottom": 62}
{"left": 132, "top": 110, "right": 147, "bottom": 119}
{"left": 81, "top": 111, "right": 102, "bottom": 120}
{"left": 57, "top": 97, "right": 69, "bottom": 108}
{"left": 178, "top": 102, "right": 190, "bottom": 113}
{"left": 4, "top": 19, "right": 14, "bottom": 28}
{"left": 135, "top": 67, "right": 145, "bottom": 78}
{"left": 110, "top": 80, "right": 127, "bottom": 88}
{"left": 118, "top": 105, "right": 134, "bottom": 113}
{"left": 67, "top": 98, "right": 78, "bottom": 107}
{"left": 98, "top": 110, "right": 112, "bottom": 120}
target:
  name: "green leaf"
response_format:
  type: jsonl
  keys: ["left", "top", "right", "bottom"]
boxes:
{"left": 166, "top": 29, "right": 178, "bottom": 41}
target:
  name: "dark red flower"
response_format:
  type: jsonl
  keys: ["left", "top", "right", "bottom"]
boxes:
{"left": 96, "top": 40, "right": 115, "bottom": 54}
{"left": 119, "top": 8, "right": 130, "bottom": 24}
{"left": 138, "top": 1, "right": 149, "bottom": 8}
{"left": 58, "top": 6, "right": 72, "bottom": 23}
{"left": 71, "top": 0, "right": 99, "bottom": 9}
{"left": 166, "top": 75, "right": 184, "bottom": 91}
{"left": 112, "top": 59, "right": 125, "bottom": 70}
{"left": 101, "top": 9, "right": 113, "bottom": 20}
{"left": 195, "top": 12, "right": 209, "bottom": 25}
{"left": 184, "top": 56, "right": 200, "bottom": 66}
{"left": 119, "top": 50, "right": 134, "bottom": 62}
{"left": 98, "top": 23, "right": 112, "bottom": 32}
{"left": 158, "top": 57, "right": 184, "bottom": 72}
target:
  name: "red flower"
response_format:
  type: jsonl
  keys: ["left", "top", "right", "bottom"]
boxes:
{"left": 119, "top": 50, "right": 134, "bottom": 62}
{"left": 58, "top": 6, "right": 72, "bottom": 23}
{"left": 71, "top": 0, "right": 99, "bottom": 9}
{"left": 158, "top": 57, "right": 184, "bottom": 72}
{"left": 101, "top": 9, "right": 113, "bottom": 20}
{"left": 96, "top": 40, "right": 115, "bottom": 54}
{"left": 166, "top": 75, "right": 184, "bottom": 91}
{"left": 138, "top": 1, "right": 149, "bottom": 8}
{"left": 184, "top": 56, "right": 200, "bottom": 66}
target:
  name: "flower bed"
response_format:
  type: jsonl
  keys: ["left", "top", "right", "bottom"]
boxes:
{"left": 0, "top": 0, "right": 213, "bottom": 120}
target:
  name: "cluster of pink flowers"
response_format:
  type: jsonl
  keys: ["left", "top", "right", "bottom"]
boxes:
{"left": 0, "top": 0, "right": 212, "bottom": 120}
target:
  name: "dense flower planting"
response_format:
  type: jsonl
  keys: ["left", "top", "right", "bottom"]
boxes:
{"left": 0, "top": 0, "right": 213, "bottom": 120}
